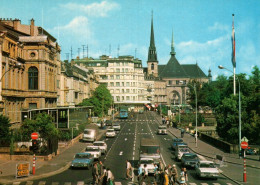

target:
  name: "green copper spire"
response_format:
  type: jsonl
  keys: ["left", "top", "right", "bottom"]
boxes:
{"left": 148, "top": 11, "right": 158, "bottom": 62}
{"left": 170, "top": 29, "right": 176, "bottom": 55}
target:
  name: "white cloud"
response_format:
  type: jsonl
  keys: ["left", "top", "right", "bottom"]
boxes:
{"left": 61, "top": 1, "right": 120, "bottom": 17}
{"left": 208, "top": 22, "right": 229, "bottom": 32}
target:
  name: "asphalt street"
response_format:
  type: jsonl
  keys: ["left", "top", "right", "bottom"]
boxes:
{"left": 19, "top": 111, "right": 235, "bottom": 185}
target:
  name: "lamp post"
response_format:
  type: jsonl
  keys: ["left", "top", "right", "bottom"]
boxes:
{"left": 218, "top": 65, "right": 241, "bottom": 154}
{"left": 189, "top": 84, "right": 198, "bottom": 147}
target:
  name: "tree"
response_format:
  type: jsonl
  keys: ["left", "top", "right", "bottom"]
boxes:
{"left": 0, "top": 114, "right": 11, "bottom": 146}
{"left": 80, "top": 84, "right": 113, "bottom": 117}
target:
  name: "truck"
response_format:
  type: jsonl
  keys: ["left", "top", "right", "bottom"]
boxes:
{"left": 139, "top": 138, "right": 161, "bottom": 164}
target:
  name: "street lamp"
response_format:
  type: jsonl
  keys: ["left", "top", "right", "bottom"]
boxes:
{"left": 0, "top": 63, "right": 22, "bottom": 82}
{"left": 218, "top": 65, "right": 241, "bottom": 154}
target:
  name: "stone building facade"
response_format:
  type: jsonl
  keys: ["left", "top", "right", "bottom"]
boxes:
{"left": 0, "top": 18, "right": 60, "bottom": 123}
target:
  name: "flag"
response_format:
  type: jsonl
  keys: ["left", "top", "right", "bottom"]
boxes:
{"left": 231, "top": 14, "right": 236, "bottom": 68}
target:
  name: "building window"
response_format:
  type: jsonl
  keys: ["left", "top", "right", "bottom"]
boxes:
{"left": 125, "top": 68, "right": 128, "bottom": 72}
{"left": 75, "top": 92, "right": 78, "bottom": 99}
{"left": 126, "top": 89, "right": 129, "bottom": 93}
{"left": 126, "top": 96, "right": 130, "bottom": 100}
{"left": 29, "top": 103, "right": 37, "bottom": 110}
{"left": 116, "top": 96, "right": 120, "bottom": 101}
{"left": 116, "top": 82, "right": 120, "bottom": 86}
{"left": 122, "top": 96, "right": 125, "bottom": 101}
{"left": 176, "top": 80, "right": 179, "bottom": 85}
{"left": 110, "top": 82, "right": 114, "bottom": 86}
{"left": 151, "top": 63, "right": 154, "bottom": 70}
{"left": 122, "top": 89, "right": 124, "bottom": 93}
{"left": 110, "top": 75, "right": 114, "bottom": 79}
{"left": 122, "top": 82, "right": 124, "bottom": 86}
{"left": 28, "top": 67, "right": 38, "bottom": 90}
{"left": 116, "top": 63, "right": 120, "bottom": 66}
{"left": 126, "top": 82, "right": 130, "bottom": 86}
{"left": 116, "top": 68, "right": 120, "bottom": 73}
{"left": 116, "top": 75, "right": 120, "bottom": 79}
{"left": 168, "top": 80, "right": 172, "bottom": 85}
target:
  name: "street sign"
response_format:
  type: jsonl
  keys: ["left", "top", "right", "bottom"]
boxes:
{"left": 241, "top": 137, "right": 248, "bottom": 142}
{"left": 241, "top": 141, "right": 248, "bottom": 149}
{"left": 16, "top": 162, "right": 30, "bottom": 178}
{"left": 31, "top": 132, "right": 39, "bottom": 140}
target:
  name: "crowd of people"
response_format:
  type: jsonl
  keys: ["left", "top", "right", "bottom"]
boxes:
{"left": 92, "top": 160, "right": 115, "bottom": 185}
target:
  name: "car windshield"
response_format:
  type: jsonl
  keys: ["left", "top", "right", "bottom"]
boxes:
{"left": 140, "top": 146, "right": 160, "bottom": 154}
{"left": 86, "top": 148, "right": 99, "bottom": 152}
{"left": 75, "top": 154, "right": 91, "bottom": 159}
{"left": 94, "top": 143, "right": 105, "bottom": 146}
{"left": 180, "top": 148, "right": 189, "bottom": 152}
{"left": 114, "top": 124, "right": 119, "bottom": 127}
{"left": 200, "top": 163, "right": 215, "bottom": 168}
{"left": 173, "top": 139, "right": 183, "bottom": 143}
{"left": 141, "top": 159, "right": 153, "bottom": 164}
{"left": 84, "top": 130, "right": 93, "bottom": 134}
{"left": 107, "top": 130, "right": 114, "bottom": 133}
{"left": 184, "top": 154, "right": 198, "bottom": 160}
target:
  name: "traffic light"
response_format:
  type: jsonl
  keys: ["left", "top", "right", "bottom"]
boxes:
{"left": 31, "top": 139, "right": 38, "bottom": 153}
{"left": 239, "top": 149, "right": 245, "bottom": 158}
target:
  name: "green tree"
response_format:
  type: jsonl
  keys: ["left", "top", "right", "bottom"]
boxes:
{"left": 80, "top": 84, "right": 112, "bottom": 117}
{"left": 0, "top": 114, "right": 11, "bottom": 146}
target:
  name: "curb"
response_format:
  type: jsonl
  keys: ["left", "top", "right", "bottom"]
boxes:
{"left": 0, "top": 128, "right": 106, "bottom": 185}
{"left": 220, "top": 172, "right": 243, "bottom": 185}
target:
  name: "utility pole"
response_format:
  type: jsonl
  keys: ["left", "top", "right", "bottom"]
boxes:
{"left": 87, "top": 44, "right": 89, "bottom": 58}
{"left": 70, "top": 46, "right": 73, "bottom": 60}
{"left": 65, "top": 53, "right": 70, "bottom": 61}
{"left": 78, "top": 48, "right": 81, "bottom": 59}
{"left": 82, "top": 45, "right": 86, "bottom": 58}
{"left": 135, "top": 48, "right": 137, "bottom": 58}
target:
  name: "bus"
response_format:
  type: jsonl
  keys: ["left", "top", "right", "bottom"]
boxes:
{"left": 119, "top": 106, "right": 128, "bottom": 119}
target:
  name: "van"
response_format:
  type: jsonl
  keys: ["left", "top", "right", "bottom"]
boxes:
{"left": 175, "top": 143, "right": 189, "bottom": 161}
{"left": 83, "top": 129, "right": 96, "bottom": 142}
{"left": 139, "top": 138, "right": 161, "bottom": 164}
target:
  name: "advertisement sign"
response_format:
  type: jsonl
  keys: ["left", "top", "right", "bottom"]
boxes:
{"left": 16, "top": 162, "right": 30, "bottom": 178}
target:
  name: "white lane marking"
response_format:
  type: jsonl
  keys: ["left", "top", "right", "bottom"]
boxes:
{"left": 201, "top": 183, "right": 209, "bottom": 185}
{"left": 12, "top": 182, "right": 20, "bottom": 185}
{"left": 25, "top": 181, "right": 33, "bottom": 185}
{"left": 227, "top": 183, "right": 233, "bottom": 185}
{"left": 77, "top": 182, "right": 85, "bottom": 185}
{"left": 51, "top": 183, "right": 59, "bottom": 185}
{"left": 189, "top": 183, "right": 197, "bottom": 185}
{"left": 125, "top": 138, "right": 127, "bottom": 141}
{"left": 119, "top": 151, "right": 123, "bottom": 155}
{"left": 39, "top": 182, "right": 46, "bottom": 185}
{"left": 213, "top": 183, "right": 221, "bottom": 185}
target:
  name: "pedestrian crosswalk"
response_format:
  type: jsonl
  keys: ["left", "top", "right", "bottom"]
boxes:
{"left": 12, "top": 181, "right": 234, "bottom": 185}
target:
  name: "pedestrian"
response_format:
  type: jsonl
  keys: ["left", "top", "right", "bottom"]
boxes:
{"left": 92, "top": 162, "right": 99, "bottom": 185}
{"left": 153, "top": 163, "right": 159, "bottom": 185}
{"left": 158, "top": 160, "right": 164, "bottom": 172}
{"left": 183, "top": 167, "right": 188, "bottom": 182}
{"left": 98, "top": 161, "right": 104, "bottom": 185}
{"left": 99, "top": 166, "right": 107, "bottom": 185}
{"left": 126, "top": 159, "right": 133, "bottom": 180}
{"left": 171, "top": 164, "right": 178, "bottom": 185}
{"left": 162, "top": 116, "right": 165, "bottom": 125}
{"left": 179, "top": 168, "right": 186, "bottom": 185}
{"left": 107, "top": 168, "right": 114, "bottom": 185}
{"left": 163, "top": 170, "right": 169, "bottom": 185}
{"left": 142, "top": 164, "right": 148, "bottom": 184}
{"left": 137, "top": 164, "right": 143, "bottom": 185}
{"left": 181, "top": 129, "right": 184, "bottom": 138}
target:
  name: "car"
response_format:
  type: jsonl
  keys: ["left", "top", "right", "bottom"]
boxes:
{"left": 195, "top": 161, "right": 219, "bottom": 179}
{"left": 93, "top": 141, "right": 107, "bottom": 154}
{"left": 139, "top": 158, "right": 155, "bottom": 174}
{"left": 105, "top": 120, "right": 113, "bottom": 126}
{"left": 246, "top": 148, "right": 257, "bottom": 155}
{"left": 175, "top": 147, "right": 190, "bottom": 161}
{"left": 157, "top": 125, "right": 167, "bottom": 135}
{"left": 112, "top": 123, "right": 121, "bottom": 131}
{"left": 106, "top": 129, "right": 116, "bottom": 138}
{"left": 71, "top": 153, "right": 94, "bottom": 169}
{"left": 82, "top": 129, "right": 96, "bottom": 142}
{"left": 171, "top": 138, "right": 184, "bottom": 150}
{"left": 181, "top": 153, "right": 199, "bottom": 168}
{"left": 85, "top": 146, "right": 101, "bottom": 159}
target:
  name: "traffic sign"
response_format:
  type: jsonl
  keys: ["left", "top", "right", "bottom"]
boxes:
{"left": 31, "top": 132, "right": 39, "bottom": 140}
{"left": 241, "top": 141, "right": 248, "bottom": 149}
{"left": 241, "top": 137, "right": 248, "bottom": 142}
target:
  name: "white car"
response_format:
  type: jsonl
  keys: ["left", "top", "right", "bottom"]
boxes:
{"left": 85, "top": 146, "right": 101, "bottom": 159}
{"left": 106, "top": 129, "right": 116, "bottom": 138}
{"left": 195, "top": 161, "right": 219, "bottom": 179}
{"left": 176, "top": 148, "right": 190, "bottom": 161}
{"left": 112, "top": 123, "right": 121, "bottom": 131}
{"left": 139, "top": 158, "right": 155, "bottom": 174}
{"left": 93, "top": 141, "right": 107, "bottom": 154}
{"left": 157, "top": 125, "right": 167, "bottom": 135}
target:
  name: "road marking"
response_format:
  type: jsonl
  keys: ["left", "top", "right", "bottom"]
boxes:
{"left": 77, "top": 182, "right": 85, "bottom": 185}
{"left": 119, "top": 151, "right": 123, "bottom": 155}
{"left": 189, "top": 183, "right": 197, "bottom": 185}
{"left": 64, "top": 183, "right": 71, "bottom": 185}
{"left": 51, "top": 183, "right": 59, "bottom": 185}
{"left": 201, "top": 183, "right": 209, "bottom": 185}
{"left": 125, "top": 138, "right": 127, "bottom": 141}
{"left": 25, "top": 181, "right": 33, "bottom": 185}
{"left": 39, "top": 182, "right": 46, "bottom": 185}
{"left": 213, "top": 183, "right": 221, "bottom": 185}
{"left": 227, "top": 183, "right": 233, "bottom": 185}
{"left": 12, "top": 182, "right": 20, "bottom": 185}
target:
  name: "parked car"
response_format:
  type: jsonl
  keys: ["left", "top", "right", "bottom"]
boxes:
{"left": 105, "top": 120, "right": 113, "bottom": 126}
{"left": 181, "top": 153, "right": 199, "bottom": 168}
{"left": 171, "top": 138, "right": 184, "bottom": 150}
{"left": 85, "top": 146, "right": 101, "bottom": 159}
{"left": 246, "top": 148, "right": 257, "bottom": 155}
{"left": 71, "top": 153, "right": 94, "bottom": 169}
{"left": 93, "top": 141, "right": 107, "bottom": 154}
{"left": 106, "top": 129, "right": 116, "bottom": 138}
{"left": 112, "top": 123, "right": 121, "bottom": 131}
{"left": 157, "top": 125, "right": 167, "bottom": 135}
{"left": 139, "top": 158, "right": 155, "bottom": 174}
{"left": 195, "top": 161, "right": 219, "bottom": 179}
{"left": 175, "top": 147, "right": 189, "bottom": 161}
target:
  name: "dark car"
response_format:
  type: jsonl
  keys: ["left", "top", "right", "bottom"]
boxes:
{"left": 181, "top": 153, "right": 199, "bottom": 168}
{"left": 71, "top": 153, "right": 94, "bottom": 169}
{"left": 246, "top": 148, "right": 257, "bottom": 155}
{"left": 171, "top": 138, "right": 184, "bottom": 150}
{"left": 105, "top": 120, "right": 113, "bottom": 126}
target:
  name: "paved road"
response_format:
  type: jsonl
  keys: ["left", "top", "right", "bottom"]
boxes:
{"left": 17, "top": 111, "right": 235, "bottom": 185}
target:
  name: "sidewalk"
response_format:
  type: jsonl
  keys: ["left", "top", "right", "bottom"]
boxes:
{"left": 167, "top": 126, "right": 260, "bottom": 185}
{"left": 0, "top": 123, "right": 106, "bottom": 185}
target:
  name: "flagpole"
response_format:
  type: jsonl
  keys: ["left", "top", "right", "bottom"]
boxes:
{"left": 234, "top": 67, "right": 236, "bottom": 95}
{"left": 232, "top": 14, "right": 236, "bottom": 95}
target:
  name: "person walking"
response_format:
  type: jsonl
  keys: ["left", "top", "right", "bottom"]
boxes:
{"left": 183, "top": 167, "right": 188, "bottom": 182}
{"left": 137, "top": 164, "right": 143, "bottom": 185}
{"left": 142, "top": 164, "right": 148, "bottom": 184}
{"left": 171, "top": 164, "right": 178, "bottom": 185}
{"left": 107, "top": 168, "right": 114, "bottom": 185}
{"left": 163, "top": 170, "right": 169, "bottom": 185}
{"left": 153, "top": 163, "right": 159, "bottom": 185}
{"left": 126, "top": 159, "right": 133, "bottom": 180}
{"left": 99, "top": 166, "right": 107, "bottom": 185}
{"left": 179, "top": 168, "right": 186, "bottom": 185}
{"left": 92, "top": 162, "right": 99, "bottom": 185}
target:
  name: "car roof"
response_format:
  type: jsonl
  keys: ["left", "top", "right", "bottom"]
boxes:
{"left": 93, "top": 141, "right": 105, "bottom": 144}
{"left": 199, "top": 160, "right": 214, "bottom": 164}
{"left": 173, "top": 138, "right": 183, "bottom": 142}
{"left": 86, "top": 146, "right": 99, "bottom": 149}
{"left": 107, "top": 129, "right": 115, "bottom": 131}
{"left": 182, "top": 153, "right": 197, "bottom": 157}
{"left": 140, "top": 157, "right": 154, "bottom": 161}
{"left": 76, "top": 152, "right": 91, "bottom": 155}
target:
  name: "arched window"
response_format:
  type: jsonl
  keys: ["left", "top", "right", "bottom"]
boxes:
{"left": 28, "top": 67, "right": 38, "bottom": 90}
{"left": 151, "top": 63, "right": 154, "bottom": 70}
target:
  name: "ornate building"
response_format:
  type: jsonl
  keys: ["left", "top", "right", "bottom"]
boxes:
{"left": 144, "top": 16, "right": 210, "bottom": 106}
{"left": 0, "top": 18, "right": 60, "bottom": 123}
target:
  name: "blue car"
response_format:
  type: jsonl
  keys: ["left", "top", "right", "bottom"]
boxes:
{"left": 71, "top": 153, "right": 94, "bottom": 169}
{"left": 171, "top": 138, "right": 184, "bottom": 150}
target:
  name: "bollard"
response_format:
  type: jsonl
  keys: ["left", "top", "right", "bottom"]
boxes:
{"left": 243, "top": 150, "right": 246, "bottom": 182}
{"left": 32, "top": 154, "right": 36, "bottom": 175}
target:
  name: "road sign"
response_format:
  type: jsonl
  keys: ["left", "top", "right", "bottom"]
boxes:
{"left": 16, "top": 162, "right": 30, "bottom": 178}
{"left": 31, "top": 132, "right": 39, "bottom": 140}
{"left": 241, "top": 141, "right": 248, "bottom": 149}
{"left": 241, "top": 137, "right": 248, "bottom": 142}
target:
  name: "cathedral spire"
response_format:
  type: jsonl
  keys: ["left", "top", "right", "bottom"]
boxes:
{"left": 170, "top": 29, "right": 176, "bottom": 55}
{"left": 148, "top": 11, "right": 158, "bottom": 62}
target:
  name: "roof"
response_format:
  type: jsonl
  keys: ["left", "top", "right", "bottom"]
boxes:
{"left": 182, "top": 64, "right": 207, "bottom": 78}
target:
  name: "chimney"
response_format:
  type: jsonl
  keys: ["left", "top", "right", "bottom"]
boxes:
{"left": 13, "top": 19, "right": 21, "bottom": 30}
{"left": 30, "top": 18, "right": 35, "bottom": 36}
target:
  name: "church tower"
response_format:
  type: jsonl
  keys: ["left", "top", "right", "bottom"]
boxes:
{"left": 147, "top": 12, "right": 158, "bottom": 77}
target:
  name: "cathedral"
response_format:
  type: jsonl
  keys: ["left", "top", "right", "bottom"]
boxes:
{"left": 144, "top": 15, "right": 211, "bottom": 106}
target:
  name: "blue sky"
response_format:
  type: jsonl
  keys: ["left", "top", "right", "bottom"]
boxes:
{"left": 1, "top": 0, "right": 259, "bottom": 79}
